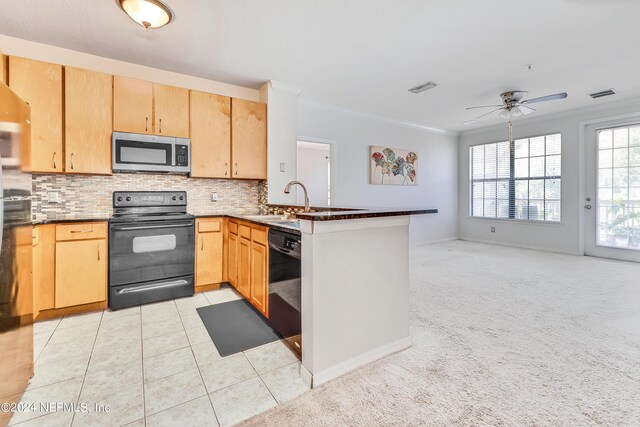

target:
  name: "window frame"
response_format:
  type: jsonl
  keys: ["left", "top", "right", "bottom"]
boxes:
{"left": 468, "top": 131, "right": 563, "bottom": 223}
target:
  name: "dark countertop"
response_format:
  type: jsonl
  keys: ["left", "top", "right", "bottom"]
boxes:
{"left": 294, "top": 208, "right": 438, "bottom": 221}
{"left": 32, "top": 218, "right": 109, "bottom": 225}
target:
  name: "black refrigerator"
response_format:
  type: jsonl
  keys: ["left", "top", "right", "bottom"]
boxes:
{"left": 0, "top": 81, "right": 33, "bottom": 424}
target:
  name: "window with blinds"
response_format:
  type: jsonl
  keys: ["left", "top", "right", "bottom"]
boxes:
{"left": 469, "top": 133, "right": 561, "bottom": 222}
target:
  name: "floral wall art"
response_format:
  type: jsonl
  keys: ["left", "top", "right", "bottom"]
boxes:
{"left": 370, "top": 146, "right": 418, "bottom": 185}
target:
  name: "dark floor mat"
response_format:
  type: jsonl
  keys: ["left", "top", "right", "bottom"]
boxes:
{"left": 197, "top": 299, "right": 282, "bottom": 357}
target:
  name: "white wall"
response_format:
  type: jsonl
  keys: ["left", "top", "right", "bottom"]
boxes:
{"left": 297, "top": 100, "right": 459, "bottom": 246}
{"left": 296, "top": 143, "right": 330, "bottom": 206}
{"left": 458, "top": 98, "right": 640, "bottom": 254}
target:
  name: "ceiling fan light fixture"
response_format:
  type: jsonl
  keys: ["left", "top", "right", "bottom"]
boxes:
{"left": 118, "top": 0, "right": 173, "bottom": 29}
{"left": 498, "top": 108, "right": 522, "bottom": 120}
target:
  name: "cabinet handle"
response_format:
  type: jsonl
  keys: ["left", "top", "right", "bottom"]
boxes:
{"left": 201, "top": 237, "right": 204, "bottom": 251}
{"left": 225, "top": 163, "right": 228, "bottom": 176}
{"left": 145, "top": 116, "right": 149, "bottom": 132}
{"left": 70, "top": 229, "right": 94, "bottom": 233}
{"left": 159, "top": 118, "right": 162, "bottom": 134}
{"left": 70, "top": 153, "right": 74, "bottom": 170}
{"left": 234, "top": 163, "right": 238, "bottom": 176}
{"left": 52, "top": 152, "right": 57, "bottom": 169}
{"left": 98, "top": 244, "right": 101, "bottom": 261}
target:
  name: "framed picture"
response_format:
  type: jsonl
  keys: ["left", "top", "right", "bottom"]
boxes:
{"left": 370, "top": 146, "right": 418, "bottom": 186}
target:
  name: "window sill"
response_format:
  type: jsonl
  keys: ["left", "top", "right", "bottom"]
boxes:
{"left": 466, "top": 216, "right": 565, "bottom": 226}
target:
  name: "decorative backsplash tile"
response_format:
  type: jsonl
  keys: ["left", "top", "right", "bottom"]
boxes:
{"left": 32, "top": 174, "right": 268, "bottom": 222}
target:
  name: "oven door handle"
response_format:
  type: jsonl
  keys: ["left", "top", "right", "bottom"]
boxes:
{"left": 111, "top": 223, "right": 193, "bottom": 231}
{"left": 115, "top": 279, "right": 190, "bottom": 294}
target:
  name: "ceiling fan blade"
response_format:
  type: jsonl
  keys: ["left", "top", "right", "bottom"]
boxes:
{"left": 517, "top": 105, "right": 536, "bottom": 115}
{"left": 465, "top": 105, "right": 503, "bottom": 110}
{"left": 511, "top": 91, "right": 528, "bottom": 102}
{"left": 462, "top": 119, "right": 479, "bottom": 125}
{"left": 521, "top": 92, "right": 568, "bottom": 104}
{"left": 474, "top": 107, "right": 504, "bottom": 120}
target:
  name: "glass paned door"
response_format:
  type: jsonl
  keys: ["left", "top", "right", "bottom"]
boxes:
{"left": 585, "top": 120, "right": 640, "bottom": 262}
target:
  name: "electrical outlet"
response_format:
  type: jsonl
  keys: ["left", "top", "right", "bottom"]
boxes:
{"left": 47, "top": 192, "right": 61, "bottom": 203}
{"left": 210, "top": 192, "right": 218, "bottom": 202}
{"left": 490, "top": 226, "right": 495, "bottom": 233}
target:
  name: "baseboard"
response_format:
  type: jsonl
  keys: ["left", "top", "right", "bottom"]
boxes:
{"left": 413, "top": 236, "right": 459, "bottom": 246}
{"left": 459, "top": 237, "right": 580, "bottom": 255}
{"left": 300, "top": 364, "right": 313, "bottom": 388}
{"left": 35, "top": 300, "right": 107, "bottom": 321}
{"left": 310, "top": 336, "right": 412, "bottom": 388}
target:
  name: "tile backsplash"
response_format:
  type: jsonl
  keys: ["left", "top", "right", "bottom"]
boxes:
{"left": 32, "top": 174, "right": 268, "bottom": 222}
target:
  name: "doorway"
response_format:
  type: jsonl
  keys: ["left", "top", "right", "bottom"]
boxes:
{"left": 296, "top": 140, "right": 332, "bottom": 206}
{"left": 585, "top": 119, "right": 640, "bottom": 262}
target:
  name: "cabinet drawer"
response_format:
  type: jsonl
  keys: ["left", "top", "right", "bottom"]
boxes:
{"left": 198, "top": 219, "right": 222, "bottom": 233}
{"left": 239, "top": 224, "right": 251, "bottom": 240}
{"left": 228, "top": 221, "right": 238, "bottom": 235}
{"left": 56, "top": 223, "right": 107, "bottom": 241}
{"left": 251, "top": 228, "right": 267, "bottom": 245}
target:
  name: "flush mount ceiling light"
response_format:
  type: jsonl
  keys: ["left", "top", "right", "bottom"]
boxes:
{"left": 118, "top": 0, "right": 173, "bottom": 29}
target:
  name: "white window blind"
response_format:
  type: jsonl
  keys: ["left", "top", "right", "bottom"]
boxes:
{"left": 469, "top": 133, "right": 561, "bottom": 222}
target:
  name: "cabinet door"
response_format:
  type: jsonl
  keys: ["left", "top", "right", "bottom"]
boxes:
{"left": 36, "top": 225, "right": 56, "bottom": 311}
{"left": 1, "top": 53, "right": 6, "bottom": 84}
{"left": 65, "top": 67, "right": 112, "bottom": 175}
{"left": 196, "top": 230, "right": 223, "bottom": 286}
{"left": 250, "top": 242, "right": 268, "bottom": 316}
{"left": 237, "top": 237, "right": 251, "bottom": 299}
{"left": 55, "top": 239, "right": 107, "bottom": 308}
{"left": 113, "top": 76, "right": 153, "bottom": 134}
{"left": 231, "top": 99, "right": 267, "bottom": 179}
{"left": 190, "top": 91, "right": 231, "bottom": 178}
{"left": 228, "top": 232, "right": 238, "bottom": 286}
{"left": 154, "top": 84, "right": 189, "bottom": 137}
{"left": 8, "top": 57, "right": 63, "bottom": 173}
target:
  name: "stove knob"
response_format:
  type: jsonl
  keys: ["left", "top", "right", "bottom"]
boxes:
{"left": 172, "top": 196, "right": 177, "bottom": 201}
{"left": 126, "top": 196, "right": 131, "bottom": 202}
{"left": 116, "top": 196, "right": 123, "bottom": 202}
{"left": 179, "top": 196, "right": 184, "bottom": 201}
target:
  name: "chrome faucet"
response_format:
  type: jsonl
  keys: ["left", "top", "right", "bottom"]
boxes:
{"left": 284, "top": 181, "right": 310, "bottom": 213}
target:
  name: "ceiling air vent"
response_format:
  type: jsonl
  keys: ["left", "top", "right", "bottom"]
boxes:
{"left": 408, "top": 81, "right": 438, "bottom": 94}
{"left": 589, "top": 89, "right": 616, "bottom": 99}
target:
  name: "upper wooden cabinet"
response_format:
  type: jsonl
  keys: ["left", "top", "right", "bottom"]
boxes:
{"left": 113, "top": 76, "right": 153, "bottom": 134}
{"left": 190, "top": 91, "right": 231, "bottom": 178}
{"left": 1, "top": 53, "right": 6, "bottom": 84}
{"left": 154, "top": 84, "right": 189, "bottom": 138}
{"left": 113, "top": 76, "right": 189, "bottom": 137}
{"left": 65, "top": 67, "right": 112, "bottom": 175}
{"left": 231, "top": 99, "right": 267, "bottom": 179}
{"left": 8, "top": 57, "right": 63, "bottom": 173}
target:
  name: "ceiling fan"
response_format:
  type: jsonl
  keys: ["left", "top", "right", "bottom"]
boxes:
{"left": 463, "top": 91, "right": 568, "bottom": 124}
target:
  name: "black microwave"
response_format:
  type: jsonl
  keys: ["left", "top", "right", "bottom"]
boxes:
{"left": 112, "top": 132, "right": 191, "bottom": 174}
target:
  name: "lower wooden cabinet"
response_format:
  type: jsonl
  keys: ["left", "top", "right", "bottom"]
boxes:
{"left": 226, "top": 219, "right": 269, "bottom": 316}
{"left": 33, "top": 222, "right": 108, "bottom": 316}
{"left": 195, "top": 218, "right": 224, "bottom": 289}
{"left": 55, "top": 239, "right": 107, "bottom": 308}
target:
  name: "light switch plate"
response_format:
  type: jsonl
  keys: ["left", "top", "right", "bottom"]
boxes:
{"left": 211, "top": 192, "right": 218, "bottom": 202}
{"left": 47, "top": 192, "right": 61, "bottom": 203}
{"left": 280, "top": 163, "right": 286, "bottom": 172}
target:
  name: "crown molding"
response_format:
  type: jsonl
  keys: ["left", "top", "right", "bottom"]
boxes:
{"left": 266, "top": 80, "right": 304, "bottom": 96}
{"left": 298, "top": 98, "right": 458, "bottom": 136}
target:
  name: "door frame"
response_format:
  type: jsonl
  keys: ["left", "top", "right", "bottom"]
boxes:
{"left": 579, "top": 111, "right": 640, "bottom": 259}
{"left": 296, "top": 136, "right": 337, "bottom": 206}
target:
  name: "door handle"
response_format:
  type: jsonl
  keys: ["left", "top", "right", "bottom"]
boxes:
{"left": 234, "top": 163, "right": 238, "bottom": 176}
{"left": 52, "top": 152, "right": 57, "bottom": 169}
{"left": 584, "top": 205, "right": 592, "bottom": 209}
{"left": 145, "top": 116, "right": 149, "bottom": 132}
{"left": 225, "top": 162, "right": 228, "bottom": 176}
{"left": 71, "top": 229, "right": 94, "bottom": 233}
{"left": 159, "top": 118, "right": 162, "bottom": 134}
{"left": 201, "top": 237, "right": 204, "bottom": 251}
{"left": 98, "top": 243, "right": 101, "bottom": 261}
{"left": 70, "top": 152, "right": 74, "bottom": 170}
{"left": 111, "top": 223, "right": 193, "bottom": 231}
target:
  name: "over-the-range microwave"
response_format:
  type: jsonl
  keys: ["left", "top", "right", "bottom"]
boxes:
{"left": 112, "top": 132, "right": 191, "bottom": 174}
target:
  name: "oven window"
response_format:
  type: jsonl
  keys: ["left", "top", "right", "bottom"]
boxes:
{"left": 116, "top": 139, "right": 172, "bottom": 165}
{"left": 132, "top": 235, "right": 177, "bottom": 253}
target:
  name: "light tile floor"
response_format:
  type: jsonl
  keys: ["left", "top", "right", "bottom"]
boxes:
{"left": 10, "top": 287, "right": 309, "bottom": 427}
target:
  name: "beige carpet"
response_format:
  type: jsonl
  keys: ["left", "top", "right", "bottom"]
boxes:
{"left": 241, "top": 240, "right": 640, "bottom": 426}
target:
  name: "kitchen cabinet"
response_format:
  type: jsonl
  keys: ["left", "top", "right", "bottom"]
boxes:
{"left": 195, "top": 218, "right": 224, "bottom": 289}
{"left": 8, "top": 56, "right": 63, "bottom": 173}
{"left": 154, "top": 84, "right": 189, "bottom": 137}
{"left": 237, "top": 235, "right": 251, "bottom": 299}
{"left": 250, "top": 241, "right": 268, "bottom": 316}
{"left": 65, "top": 67, "right": 112, "bottom": 175}
{"left": 113, "top": 76, "right": 189, "bottom": 137}
{"left": 1, "top": 53, "right": 6, "bottom": 83}
{"left": 225, "top": 219, "right": 269, "bottom": 316}
{"left": 113, "top": 76, "right": 153, "bottom": 134}
{"left": 54, "top": 223, "right": 108, "bottom": 309}
{"left": 231, "top": 99, "right": 267, "bottom": 179}
{"left": 33, "top": 225, "right": 55, "bottom": 312}
{"left": 190, "top": 91, "right": 231, "bottom": 178}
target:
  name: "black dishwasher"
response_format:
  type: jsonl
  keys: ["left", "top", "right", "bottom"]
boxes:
{"left": 268, "top": 229, "right": 302, "bottom": 356}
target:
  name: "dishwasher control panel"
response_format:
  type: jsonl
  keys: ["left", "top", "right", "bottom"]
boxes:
{"left": 284, "top": 236, "right": 300, "bottom": 251}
